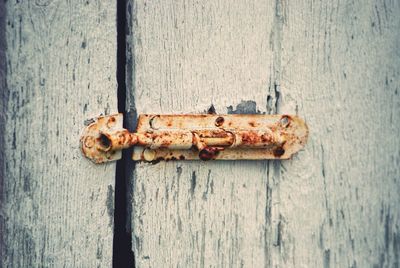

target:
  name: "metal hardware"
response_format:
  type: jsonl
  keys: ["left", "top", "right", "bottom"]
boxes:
{"left": 80, "top": 114, "right": 309, "bottom": 163}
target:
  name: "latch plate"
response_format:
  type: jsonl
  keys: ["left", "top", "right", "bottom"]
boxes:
{"left": 80, "top": 113, "right": 309, "bottom": 163}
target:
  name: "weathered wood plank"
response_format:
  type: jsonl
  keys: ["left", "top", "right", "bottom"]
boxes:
{"left": 0, "top": 1, "right": 117, "bottom": 267}
{"left": 271, "top": 1, "right": 400, "bottom": 267}
{"left": 127, "top": 0, "right": 400, "bottom": 267}
{"left": 127, "top": 1, "right": 278, "bottom": 267}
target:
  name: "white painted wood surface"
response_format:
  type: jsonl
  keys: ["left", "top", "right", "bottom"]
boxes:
{"left": 1, "top": 1, "right": 117, "bottom": 267}
{"left": 277, "top": 1, "right": 400, "bottom": 267}
{"left": 127, "top": 1, "right": 400, "bottom": 267}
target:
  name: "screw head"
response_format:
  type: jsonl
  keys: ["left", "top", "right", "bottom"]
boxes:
{"left": 215, "top": 116, "right": 224, "bottom": 127}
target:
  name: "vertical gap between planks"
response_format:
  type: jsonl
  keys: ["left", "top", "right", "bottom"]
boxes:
{"left": 0, "top": 1, "right": 7, "bottom": 263}
{"left": 265, "top": 0, "right": 284, "bottom": 265}
{"left": 113, "top": 0, "right": 135, "bottom": 267}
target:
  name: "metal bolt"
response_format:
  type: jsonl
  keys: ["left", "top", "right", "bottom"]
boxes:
{"left": 106, "top": 116, "right": 117, "bottom": 128}
{"left": 143, "top": 148, "right": 156, "bottom": 161}
{"left": 215, "top": 116, "right": 224, "bottom": 127}
{"left": 280, "top": 115, "right": 290, "bottom": 128}
{"left": 84, "top": 136, "right": 95, "bottom": 148}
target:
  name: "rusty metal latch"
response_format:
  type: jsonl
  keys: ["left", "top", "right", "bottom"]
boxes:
{"left": 80, "top": 114, "right": 309, "bottom": 163}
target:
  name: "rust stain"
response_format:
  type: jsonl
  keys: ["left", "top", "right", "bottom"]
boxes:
{"left": 248, "top": 121, "right": 256, "bottom": 127}
{"left": 199, "top": 147, "right": 223, "bottom": 160}
{"left": 261, "top": 133, "right": 273, "bottom": 143}
{"left": 241, "top": 131, "right": 259, "bottom": 144}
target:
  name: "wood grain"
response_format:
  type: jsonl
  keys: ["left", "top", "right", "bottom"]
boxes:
{"left": 0, "top": 1, "right": 117, "bottom": 267}
{"left": 276, "top": 1, "right": 400, "bottom": 267}
{"left": 127, "top": 0, "right": 400, "bottom": 267}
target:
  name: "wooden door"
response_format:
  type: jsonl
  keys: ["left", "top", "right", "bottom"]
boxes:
{"left": 0, "top": 1, "right": 118, "bottom": 267}
{"left": 127, "top": 1, "right": 400, "bottom": 267}
{"left": 1, "top": 1, "right": 399, "bottom": 268}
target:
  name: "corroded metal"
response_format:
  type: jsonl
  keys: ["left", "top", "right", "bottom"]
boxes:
{"left": 81, "top": 113, "right": 309, "bottom": 163}
{"left": 80, "top": 114, "right": 125, "bottom": 163}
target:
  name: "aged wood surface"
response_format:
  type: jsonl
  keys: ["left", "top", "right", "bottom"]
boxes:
{"left": 127, "top": 0, "right": 400, "bottom": 267}
{"left": 276, "top": 1, "right": 400, "bottom": 267}
{"left": 0, "top": 1, "right": 117, "bottom": 267}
